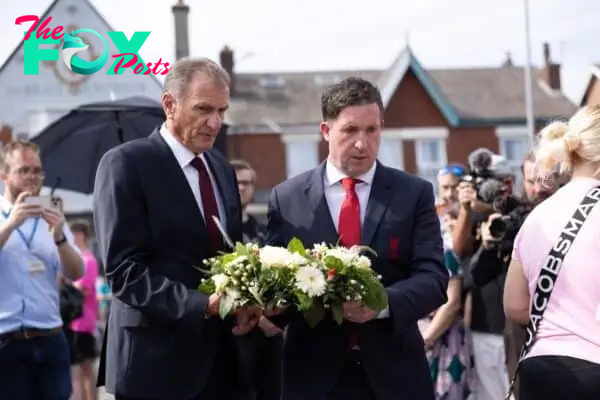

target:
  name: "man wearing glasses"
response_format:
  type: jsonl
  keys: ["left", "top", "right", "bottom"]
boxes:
{"left": 0, "top": 140, "right": 83, "bottom": 399}
{"left": 436, "top": 164, "right": 465, "bottom": 217}
{"left": 230, "top": 159, "right": 282, "bottom": 400}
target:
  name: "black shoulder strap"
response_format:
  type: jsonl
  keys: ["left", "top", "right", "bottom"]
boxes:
{"left": 506, "top": 185, "right": 600, "bottom": 399}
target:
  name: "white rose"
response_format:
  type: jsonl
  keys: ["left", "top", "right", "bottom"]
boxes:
{"left": 259, "top": 246, "right": 307, "bottom": 268}
{"left": 325, "top": 248, "right": 357, "bottom": 265}
{"left": 356, "top": 255, "right": 372, "bottom": 269}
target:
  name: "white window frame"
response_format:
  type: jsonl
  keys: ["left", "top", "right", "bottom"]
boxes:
{"left": 384, "top": 128, "right": 448, "bottom": 196}
{"left": 378, "top": 130, "right": 405, "bottom": 170}
{"left": 280, "top": 133, "right": 321, "bottom": 178}
{"left": 496, "top": 126, "right": 532, "bottom": 188}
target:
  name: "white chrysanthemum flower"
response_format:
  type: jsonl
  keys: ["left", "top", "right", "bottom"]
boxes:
{"left": 294, "top": 266, "right": 327, "bottom": 297}
{"left": 356, "top": 255, "right": 371, "bottom": 269}
{"left": 259, "top": 246, "right": 307, "bottom": 268}
{"left": 211, "top": 273, "right": 229, "bottom": 294}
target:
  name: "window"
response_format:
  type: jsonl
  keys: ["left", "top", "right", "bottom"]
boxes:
{"left": 377, "top": 137, "right": 404, "bottom": 170}
{"left": 415, "top": 139, "right": 446, "bottom": 196}
{"left": 499, "top": 136, "right": 530, "bottom": 188}
{"left": 283, "top": 135, "right": 319, "bottom": 178}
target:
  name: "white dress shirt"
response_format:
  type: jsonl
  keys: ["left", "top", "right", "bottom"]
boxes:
{"left": 323, "top": 159, "right": 376, "bottom": 230}
{"left": 159, "top": 124, "right": 227, "bottom": 227}
{"left": 323, "top": 159, "right": 389, "bottom": 319}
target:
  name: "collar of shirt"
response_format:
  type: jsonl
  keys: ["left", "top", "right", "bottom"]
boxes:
{"left": 159, "top": 123, "right": 206, "bottom": 168}
{"left": 0, "top": 196, "right": 12, "bottom": 215}
{"left": 324, "top": 159, "right": 377, "bottom": 188}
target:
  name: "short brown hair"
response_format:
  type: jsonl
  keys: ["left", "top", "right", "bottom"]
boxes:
{"left": 0, "top": 140, "right": 40, "bottom": 172}
{"left": 230, "top": 159, "right": 253, "bottom": 172}
{"left": 69, "top": 219, "right": 91, "bottom": 239}
{"left": 163, "top": 57, "right": 231, "bottom": 100}
{"left": 321, "top": 77, "right": 384, "bottom": 121}
{"left": 230, "top": 159, "right": 256, "bottom": 181}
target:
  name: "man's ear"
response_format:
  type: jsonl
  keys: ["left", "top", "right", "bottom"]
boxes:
{"left": 320, "top": 121, "right": 330, "bottom": 142}
{"left": 161, "top": 93, "right": 177, "bottom": 119}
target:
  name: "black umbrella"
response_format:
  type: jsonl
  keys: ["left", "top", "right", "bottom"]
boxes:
{"left": 32, "top": 96, "right": 229, "bottom": 194}
{"left": 32, "top": 96, "right": 165, "bottom": 194}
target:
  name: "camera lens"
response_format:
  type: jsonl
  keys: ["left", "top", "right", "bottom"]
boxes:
{"left": 489, "top": 218, "right": 507, "bottom": 239}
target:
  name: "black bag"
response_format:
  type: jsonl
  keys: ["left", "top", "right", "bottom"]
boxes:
{"left": 505, "top": 185, "right": 600, "bottom": 399}
{"left": 60, "top": 280, "right": 84, "bottom": 325}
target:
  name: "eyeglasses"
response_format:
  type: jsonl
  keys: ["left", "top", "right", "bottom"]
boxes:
{"left": 438, "top": 164, "right": 465, "bottom": 177}
{"left": 13, "top": 166, "right": 44, "bottom": 177}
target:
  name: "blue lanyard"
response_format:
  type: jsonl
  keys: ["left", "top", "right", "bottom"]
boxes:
{"left": 2, "top": 209, "right": 40, "bottom": 250}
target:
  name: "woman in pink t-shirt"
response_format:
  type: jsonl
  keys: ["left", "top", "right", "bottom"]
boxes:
{"left": 504, "top": 105, "right": 600, "bottom": 400}
{"left": 68, "top": 220, "right": 99, "bottom": 400}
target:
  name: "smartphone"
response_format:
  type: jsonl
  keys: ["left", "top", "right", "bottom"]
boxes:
{"left": 24, "top": 195, "right": 53, "bottom": 209}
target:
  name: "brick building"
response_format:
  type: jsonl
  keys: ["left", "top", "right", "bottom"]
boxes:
{"left": 580, "top": 64, "right": 600, "bottom": 106}
{"left": 221, "top": 43, "right": 576, "bottom": 202}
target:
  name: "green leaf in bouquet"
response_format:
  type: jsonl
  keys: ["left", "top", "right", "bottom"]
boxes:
{"left": 331, "top": 303, "right": 344, "bottom": 325}
{"left": 219, "top": 291, "right": 235, "bottom": 319}
{"left": 355, "top": 246, "right": 378, "bottom": 258}
{"left": 221, "top": 253, "right": 238, "bottom": 264}
{"left": 360, "top": 274, "right": 389, "bottom": 311}
{"left": 303, "top": 305, "right": 325, "bottom": 328}
{"left": 322, "top": 255, "right": 345, "bottom": 271}
{"left": 294, "top": 292, "right": 314, "bottom": 311}
{"left": 247, "top": 285, "right": 265, "bottom": 307}
{"left": 197, "top": 278, "right": 215, "bottom": 295}
{"left": 287, "top": 237, "right": 306, "bottom": 256}
{"left": 235, "top": 242, "right": 248, "bottom": 255}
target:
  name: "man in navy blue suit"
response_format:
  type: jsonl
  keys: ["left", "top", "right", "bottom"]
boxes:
{"left": 266, "top": 77, "right": 449, "bottom": 400}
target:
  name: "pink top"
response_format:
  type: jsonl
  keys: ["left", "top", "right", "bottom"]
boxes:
{"left": 513, "top": 177, "right": 600, "bottom": 364}
{"left": 70, "top": 250, "right": 100, "bottom": 333}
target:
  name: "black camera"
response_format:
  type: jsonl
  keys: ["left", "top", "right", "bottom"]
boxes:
{"left": 460, "top": 148, "right": 498, "bottom": 199}
{"left": 462, "top": 148, "right": 532, "bottom": 243}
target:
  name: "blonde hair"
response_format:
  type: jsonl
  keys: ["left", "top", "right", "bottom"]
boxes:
{"left": 535, "top": 105, "right": 600, "bottom": 175}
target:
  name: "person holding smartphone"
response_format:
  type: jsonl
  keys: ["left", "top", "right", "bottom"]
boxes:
{"left": 0, "top": 140, "right": 84, "bottom": 400}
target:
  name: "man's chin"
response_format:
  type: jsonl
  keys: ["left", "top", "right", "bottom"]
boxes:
{"left": 346, "top": 159, "right": 374, "bottom": 176}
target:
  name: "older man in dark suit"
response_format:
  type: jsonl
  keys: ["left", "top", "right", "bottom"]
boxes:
{"left": 93, "top": 57, "right": 260, "bottom": 400}
{"left": 266, "top": 77, "right": 449, "bottom": 400}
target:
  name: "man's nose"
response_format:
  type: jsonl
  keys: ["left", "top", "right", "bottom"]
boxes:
{"left": 206, "top": 113, "right": 222, "bottom": 130}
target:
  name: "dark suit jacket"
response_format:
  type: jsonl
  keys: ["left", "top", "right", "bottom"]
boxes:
{"left": 266, "top": 162, "right": 448, "bottom": 400}
{"left": 93, "top": 129, "right": 243, "bottom": 400}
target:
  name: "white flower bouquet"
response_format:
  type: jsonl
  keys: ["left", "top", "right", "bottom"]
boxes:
{"left": 197, "top": 241, "right": 307, "bottom": 319}
{"left": 287, "top": 239, "right": 389, "bottom": 327}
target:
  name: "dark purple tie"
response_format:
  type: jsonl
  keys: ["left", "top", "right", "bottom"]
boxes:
{"left": 190, "top": 157, "right": 222, "bottom": 251}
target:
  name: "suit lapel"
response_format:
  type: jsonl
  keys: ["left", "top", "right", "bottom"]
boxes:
{"left": 148, "top": 131, "right": 208, "bottom": 235}
{"left": 305, "top": 164, "right": 339, "bottom": 244}
{"left": 362, "top": 163, "right": 394, "bottom": 245}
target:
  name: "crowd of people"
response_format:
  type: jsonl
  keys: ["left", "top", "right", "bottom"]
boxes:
{"left": 0, "top": 55, "right": 599, "bottom": 400}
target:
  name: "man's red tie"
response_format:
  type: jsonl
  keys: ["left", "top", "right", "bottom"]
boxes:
{"left": 191, "top": 157, "right": 222, "bottom": 251}
{"left": 338, "top": 177, "right": 361, "bottom": 350}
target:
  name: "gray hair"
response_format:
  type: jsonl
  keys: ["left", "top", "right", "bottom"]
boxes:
{"left": 163, "top": 57, "right": 231, "bottom": 100}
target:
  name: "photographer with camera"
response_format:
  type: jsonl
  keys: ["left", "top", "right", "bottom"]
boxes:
{"left": 452, "top": 148, "right": 524, "bottom": 400}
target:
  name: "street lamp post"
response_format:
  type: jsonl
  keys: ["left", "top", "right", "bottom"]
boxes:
{"left": 523, "top": 0, "right": 537, "bottom": 150}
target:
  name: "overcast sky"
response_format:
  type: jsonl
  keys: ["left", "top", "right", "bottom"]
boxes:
{"left": 1, "top": 0, "right": 599, "bottom": 103}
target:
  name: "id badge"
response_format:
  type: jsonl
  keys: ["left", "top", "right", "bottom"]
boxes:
{"left": 28, "top": 257, "right": 46, "bottom": 275}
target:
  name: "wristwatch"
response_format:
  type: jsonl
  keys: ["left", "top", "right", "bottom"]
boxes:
{"left": 55, "top": 235, "right": 67, "bottom": 247}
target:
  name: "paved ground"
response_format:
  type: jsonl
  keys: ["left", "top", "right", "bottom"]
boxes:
{"left": 99, "top": 387, "right": 114, "bottom": 400}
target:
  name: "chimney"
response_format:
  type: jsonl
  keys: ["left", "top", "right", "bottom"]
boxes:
{"left": 541, "top": 42, "right": 561, "bottom": 90}
{"left": 0, "top": 125, "right": 13, "bottom": 146}
{"left": 219, "top": 45, "right": 235, "bottom": 95}
{"left": 172, "top": 0, "right": 190, "bottom": 61}
{"left": 502, "top": 51, "right": 513, "bottom": 67}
